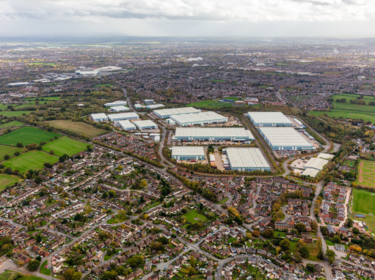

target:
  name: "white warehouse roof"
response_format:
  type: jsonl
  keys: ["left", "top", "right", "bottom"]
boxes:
{"left": 301, "top": 168, "right": 320, "bottom": 177}
{"left": 110, "top": 106, "right": 130, "bottom": 112}
{"left": 171, "top": 146, "right": 205, "bottom": 157}
{"left": 108, "top": 112, "right": 139, "bottom": 121}
{"left": 226, "top": 148, "right": 270, "bottom": 169}
{"left": 118, "top": 120, "right": 136, "bottom": 130}
{"left": 91, "top": 113, "right": 108, "bottom": 120}
{"left": 133, "top": 120, "right": 158, "bottom": 129}
{"left": 303, "top": 157, "right": 328, "bottom": 171}
{"left": 318, "top": 153, "right": 335, "bottom": 160}
{"left": 105, "top": 100, "right": 127, "bottom": 107}
{"left": 259, "top": 127, "right": 312, "bottom": 147}
{"left": 247, "top": 112, "right": 292, "bottom": 125}
{"left": 154, "top": 107, "right": 201, "bottom": 118}
{"left": 175, "top": 127, "right": 254, "bottom": 139}
{"left": 170, "top": 111, "right": 228, "bottom": 126}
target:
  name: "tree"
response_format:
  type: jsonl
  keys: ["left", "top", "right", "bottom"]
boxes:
{"left": 128, "top": 255, "right": 143, "bottom": 267}
{"left": 349, "top": 244, "right": 362, "bottom": 253}
{"left": 262, "top": 228, "right": 274, "bottom": 238}
{"left": 4, "top": 154, "right": 9, "bottom": 160}
{"left": 326, "top": 249, "right": 336, "bottom": 264}
{"left": 353, "top": 227, "right": 359, "bottom": 234}
{"left": 36, "top": 256, "right": 42, "bottom": 262}
{"left": 317, "top": 237, "right": 324, "bottom": 260}
{"left": 190, "top": 255, "right": 196, "bottom": 268}
{"left": 36, "top": 235, "right": 42, "bottom": 243}
{"left": 280, "top": 239, "right": 290, "bottom": 251}
{"left": 139, "top": 179, "right": 147, "bottom": 188}
{"left": 332, "top": 235, "right": 341, "bottom": 244}
{"left": 294, "top": 252, "right": 302, "bottom": 263}
{"left": 299, "top": 246, "right": 310, "bottom": 258}
{"left": 27, "top": 260, "right": 40, "bottom": 271}
{"left": 252, "top": 230, "right": 260, "bottom": 238}
{"left": 346, "top": 218, "right": 354, "bottom": 228}
{"left": 295, "top": 223, "right": 306, "bottom": 233}
{"left": 63, "top": 268, "right": 82, "bottom": 280}
{"left": 306, "top": 263, "right": 315, "bottom": 272}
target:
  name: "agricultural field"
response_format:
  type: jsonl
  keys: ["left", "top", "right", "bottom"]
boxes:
{"left": 351, "top": 188, "right": 375, "bottom": 232}
{"left": 0, "top": 111, "right": 34, "bottom": 117}
{"left": 310, "top": 93, "right": 375, "bottom": 123}
{"left": 0, "top": 126, "right": 60, "bottom": 146}
{"left": 45, "top": 120, "right": 106, "bottom": 138}
{"left": 2, "top": 150, "right": 59, "bottom": 173}
{"left": 356, "top": 160, "right": 375, "bottom": 188}
{"left": 0, "top": 144, "right": 24, "bottom": 159}
{"left": 42, "top": 136, "right": 91, "bottom": 156}
{"left": 182, "top": 209, "right": 207, "bottom": 224}
{"left": 0, "top": 174, "right": 22, "bottom": 190}
{"left": 0, "top": 121, "right": 24, "bottom": 128}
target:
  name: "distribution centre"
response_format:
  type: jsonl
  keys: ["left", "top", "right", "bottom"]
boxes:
{"left": 133, "top": 120, "right": 158, "bottom": 130}
{"left": 109, "top": 106, "right": 130, "bottom": 112}
{"left": 170, "top": 111, "right": 228, "bottom": 127}
{"left": 153, "top": 107, "right": 201, "bottom": 118}
{"left": 118, "top": 120, "right": 136, "bottom": 130}
{"left": 171, "top": 146, "right": 205, "bottom": 161}
{"left": 107, "top": 112, "right": 139, "bottom": 122}
{"left": 247, "top": 112, "right": 292, "bottom": 127}
{"left": 259, "top": 127, "right": 315, "bottom": 151}
{"left": 91, "top": 113, "right": 108, "bottom": 122}
{"left": 173, "top": 127, "right": 254, "bottom": 142}
{"left": 225, "top": 148, "right": 271, "bottom": 171}
{"left": 104, "top": 100, "right": 127, "bottom": 107}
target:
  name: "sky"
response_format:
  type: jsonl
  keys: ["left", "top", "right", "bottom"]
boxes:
{"left": 1, "top": 0, "right": 375, "bottom": 37}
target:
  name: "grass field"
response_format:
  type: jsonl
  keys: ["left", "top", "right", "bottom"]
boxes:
{"left": 25, "top": 97, "right": 60, "bottom": 101}
{"left": 42, "top": 136, "right": 90, "bottom": 156}
{"left": 0, "top": 126, "right": 60, "bottom": 146}
{"left": 0, "top": 174, "right": 22, "bottom": 190}
{"left": 310, "top": 93, "right": 375, "bottom": 123}
{"left": 0, "top": 271, "right": 46, "bottom": 280}
{"left": 210, "top": 79, "right": 225, "bottom": 82}
{"left": 0, "top": 121, "right": 24, "bottom": 128}
{"left": 356, "top": 160, "right": 375, "bottom": 188}
{"left": 95, "top": 83, "right": 113, "bottom": 87}
{"left": 187, "top": 97, "right": 243, "bottom": 108}
{"left": 183, "top": 209, "right": 207, "bottom": 224}
{"left": 0, "top": 144, "right": 24, "bottom": 159}
{"left": 45, "top": 120, "right": 106, "bottom": 138}
{"left": 343, "top": 160, "right": 356, "bottom": 167}
{"left": 351, "top": 188, "right": 375, "bottom": 232}
{"left": 40, "top": 260, "right": 51, "bottom": 276}
{"left": 0, "top": 111, "right": 34, "bottom": 117}
{"left": 2, "top": 150, "right": 59, "bottom": 173}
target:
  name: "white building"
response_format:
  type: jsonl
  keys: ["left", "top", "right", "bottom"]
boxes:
{"left": 118, "top": 120, "right": 136, "bottom": 130}
{"left": 170, "top": 111, "right": 228, "bottom": 127}
{"left": 301, "top": 157, "right": 329, "bottom": 177}
{"left": 171, "top": 146, "right": 205, "bottom": 161}
{"left": 225, "top": 148, "right": 271, "bottom": 171}
{"left": 133, "top": 120, "right": 158, "bottom": 130}
{"left": 109, "top": 106, "right": 130, "bottom": 112}
{"left": 97, "top": 66, "right": 122, "bottom": 72}
{"left": 104, "top": 101, "right": 127, "bottom": 107}
{"left": 75, "top": 70, "right": 99, "bottom": 76}
{"left": 107, "top": 112, "right": 139, "bottom": 122}
{"left": 154, "top": 107, "right": 201, "bottom": 119}
{"left": 173, "top": 127, "right": 254, "bottom": 142}
{"left": 247, "top": 112, "right": 292, "bottom": 127}
{"left": 91, "top": 113, "right": 108, "bottom": 122}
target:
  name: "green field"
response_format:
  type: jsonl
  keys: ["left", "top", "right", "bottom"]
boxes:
{"left": 40, "top": 260, "right": 51, "bottom": 276}
{"left": 356, "top": 160, "right": 375, "bottom": 188}
{"left": 0, "top": 111, "right": 34, "bottom": 117}
{"left": 310, "top": 93, "right": 375, "bottom": 123}
{"left": 25, "top": 97, "right": 61, "bottom": 101}
{"left": 209, "top": 79, "right": 225, "bottom": 82}
{"left": 0, "top": 126, "right": 60, "bottom": 146}
{"left": 183, "top": 209, "right": 207, "bottom": 224}
{"left": 95, "top": 83, "right": 113, "bottom": 87}
{"left": 0, "top": 144, "right": 24, "bottom": 159}
{"left": 0, "top": 121, "right": 24, "bottom": 128}
{"left": 0, "top": 174, "right": 22, "bottom": 190}
{"left": 351, "top": 188, "right": 375, "bottom": 232}
{"left": 2, "top": 150, "right": 59, "bottom": 173}
{"left": 0, "top": 271, "right": 46, "bottom": 280}
{"left": 45, "top": 120, "right": 106, "bottom": 138}
{"left": 187, "top": 100, "right": 233, "bottom": 108}
{"left": 42, "top": 136, "right": 90, "bottom": 156}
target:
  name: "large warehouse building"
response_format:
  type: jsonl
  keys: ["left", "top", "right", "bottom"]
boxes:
{"left": 105, "top": 100, "right": 127, "bottom": 107}
{"left": 259, "top": 127, "right": 315, "bottom": 151}
{"left": 247, "top": 112, "right": 293, "bottom": 127}
{"left": 118, "top": 120, "right": 136, "bottom": 130}
{"left": 171, "top": 146, "right": 205, "bottom": 161}
{"left": 173, "top": 127, "right": 254, "bottom": 142}
{"left": 154, "top": 107, "right": 201, "bottom": 119}
{"left": 108, "top": 112, "right": 139, "bottom": 122}
{"left": 170, "top": 111, "right": 228, "bottom": 127}
{"left": 225, "top": 148, "right": 271, "bottom": 171}
{"left": 91, "top": 113, "right": 108, "bottom": 122}
{"left": 134, "top": 120, "right": 158, "bottom": 130}
{"left": 109, "top": 106, "right": 130, "bottom": 112}
{"left": 301, "top": 157, "right": 329, "bottom": 177}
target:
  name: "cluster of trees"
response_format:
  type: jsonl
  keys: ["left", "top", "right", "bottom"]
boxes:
{"left": 0, "top": 236, "right": 13, "bottom": 257}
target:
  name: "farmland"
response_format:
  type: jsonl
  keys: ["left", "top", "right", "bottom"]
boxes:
{"left": 0, "top": 121, "right": 24, "bottom": 128}
{"left": 2, "top": 150, "right": 59, "bottom": 173}
{"left": 0, "top": 144, "right": 24, "bottom": 159}
{"left": 45, "top": 120, "right": 106, "bottom": 138}
{"left": 0, "top": 126, "right": 60, "bottom": 146}
{"left": 42, "top": 136, "right": 91, "bottom": 156}
{"left": 0, "top": 111, "right": 34, "bottom": 117}
{"left": 356, "top": 160, "right": 375, "bottom": 188}
{"left": 0, "top": 174, "right": 22, "bottom": 190}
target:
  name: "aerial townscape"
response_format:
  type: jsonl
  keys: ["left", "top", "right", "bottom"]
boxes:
{"left": 2, "top": 35, "right": 375, "bottom": 280}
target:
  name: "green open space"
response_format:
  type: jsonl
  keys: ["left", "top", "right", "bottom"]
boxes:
{"left": 209, "top": 79, "right": 225, "bottom": 82}
{"left": 0, "top": 144, "right": 24, "bottom": 159}
{"left": 218, "top": 197, "right": 228, "bottom": 204}
{"left": 42, "top": 136, "right": 90, "bottom": 156}
{"left": 0, "top": 121, "right": 24, "bottom": 128}
{"left": 2, "top": 150, "right": 59, "bottom": 173}
{"left": 182, "top": 209, "right": 207, "bottom": 224}
{"left": 0, "top": 271, "right": 46, "bottom": 280}
{"left": 0, "top": 111, "right": 34, "bottom": 117}
{"left": 30, "top": 62, "right": 56, "bottom": 67}
{"left": 351, "top": 188, "right": 375, "bottom": 233}
{"left": 0, "top": 174, "right": 22, "bottom": 190}
{"left": 40, "top": 260, "right": 51, "bottom": 276}
{"left": 273, "top": 231, "right": 286, "bottom": 238}
{"left": 44, "top": 120, "right": 106, "bottom": 138}
{"left": 343, "top": 160, "right": 356, "bottom": 167}
{"left": 356, "top": 160, "right": 375, "bottom": 188}
{"left": 187, "top": 100, "right": 233, "bottom": 108}
{"left": 95, "top": 83, "right": 113, "bottom": 87}
{"left": 25, "top": 97, "right": 61, "bottom": 101}
{"left": 0, "top": 126, "right": 60, "bottom": 146}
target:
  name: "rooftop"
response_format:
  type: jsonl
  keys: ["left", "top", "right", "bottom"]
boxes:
{"left": 259, "top": 127, "right": 312, "bottom": 147}
{"left": 247, "top": 112, "right": 292, "bottom": 124}
{"left": 133, "top": 120, "right": 158, "bottom": 128}
{"left": 175, "top": 127, "right": 253, "bottom": 138}
{"left": 226, "top": 148, "right": 270, "bottom": 169}
{"left": 304, "top": 157, "right": 328, "bottom": 171}
{"left": 171, "top": 146, "right": 205, "bottom": 156}
{"left": 154, "top": 107, "right": 201, "bottom": 117}
{"left": 170, "top": 111, "right": 227, "bottom": 124}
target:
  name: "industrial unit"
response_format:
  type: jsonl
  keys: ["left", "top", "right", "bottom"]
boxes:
{"left": 107, "top": 112, "right": 139, "bottom": 122}
{"left": 225, "top": 148, "right": 271, "bottom": 171}
{"left": 91, "top": 113, "right": 108, "bottom": 122}
{"left": 154, "top": 107, "right": 201, "bottom": 119}
{"left": 105, "top": 100, "right": 127, "bottom": 107}
{"left": 133, "top": 120, "right": 158, "bottom": 130}
{"left": 247, "top": 112, "right": 293, "bottom": 127}
{"left": 109, "top": 106, "right": 130, "bottom": 112}
{"left": 171, "top": 146, "right": 205, "bottom": 161}
{"left": 118, "top": 120, "right": 136, "bottom": 130}
{"left": 143, "top": 99, "right": 155, "bottom": 104}
{"left": 173, "top": 127, "right": 254, "bottom": 142}
{"left": 170, "top": 111, "right": 228, "bottom": 127}
{"left": 301, "top": 157, "right": 329, "bottom": 177}
{"left": 259, "top": 127, "right": 315, "bottom": 151}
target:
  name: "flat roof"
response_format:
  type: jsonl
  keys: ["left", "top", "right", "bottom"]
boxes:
{"left": 301, "top": 168, "right": 320, "bottom": 177}
{"left": 171, "top": 146, "right": 205, "bottom": 156}
{"left": 304, "top": 157, "right": 328, "bottom": 171}
{"left": 175, "top": 127, "right": 254, "bottom": 138}
{"left": 107, "top": 112, "right": 139, "bottom": 120}
{"left": 154, "top": 107, "right": 201, "bottom": 117}
{"left": 91, "top": 113, "right": 107, "bottom": 119}
{"left": 118, "top": 120, "right": 136, "bottom": 129}
{"left": 259, "top": 127, "right": 312, "bottom": 147}
{"left": 133, "top": 120, "right": 158, "bottom": 128}
{"left": 105, "top": 100, "right": 127, "bottom": 106}
{"left": 170, "top": 111, "right": 227, "bottom": 124}
{"left": 318, "top": 153, "right": 335, "bottom": 160}
{"left": 226, "top": 148, "right": 270, "bottom": 169}
{"left": 247, "top": 112, "right": 292, "bottom": 124}
{"left": 110, "top": 106, "right": 130, "bottom": 111}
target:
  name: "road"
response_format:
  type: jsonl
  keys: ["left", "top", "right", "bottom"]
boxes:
{"left": 122, "top": 88, "right": 135, "bottom": 111}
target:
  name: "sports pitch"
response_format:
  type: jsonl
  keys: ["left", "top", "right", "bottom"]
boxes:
{"left": 43, "top": 136, "right": 91, "bottom": 156}
{"left": 0, "top": 126, "right": 60, "bottom": 146}
{"left": 182, "top": 209, "right": 208, "bottom": 224}
{"left": 351, "top": 188, "right": 375, "bottom": 233}
{"left": 356, "top": 160, "right": 375, "bottom": 188}
{"left": 2, "top": 150, "right": 59, "bottom": 173}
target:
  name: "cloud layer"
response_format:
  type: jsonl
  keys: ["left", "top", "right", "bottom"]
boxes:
{"left": 1, "top": 0, "right": 375, "bottom": 22}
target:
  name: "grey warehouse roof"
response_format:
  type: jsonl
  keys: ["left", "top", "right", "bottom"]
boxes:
{"left": 175, "top": 127, "right": 254, "bottom": 138}
{"left": 226, "top": 148, "right": 270, "bottom": 169}
{"left": 118, "top": 120, "right": 136, "bottom": 129}
{"left": 171, "top": 146, "right": 205, "bottom": 156}
{"left": 247, "top": 112, "right": 292, "bottom": 125}
{"left": 259, "top": 127, "right": 312, "bottom": 147}
{"left": 91, "top": 113, "right": 108, "bottom": 119}
{"left": 170, "top": 111, "right": 227, "bottom": 125}
{"left": 154, "top": 107, "right": 201, "bottom": 117}
{"left": 133, "top": 120, "right": 158, "bottom": 129}
{"left": 108, "top": 112, "right": 139, "bottom": 121}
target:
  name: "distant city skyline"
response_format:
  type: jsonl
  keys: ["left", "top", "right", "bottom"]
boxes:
{"left": 1, "top": 0, "right": 375, "bottom": 37}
